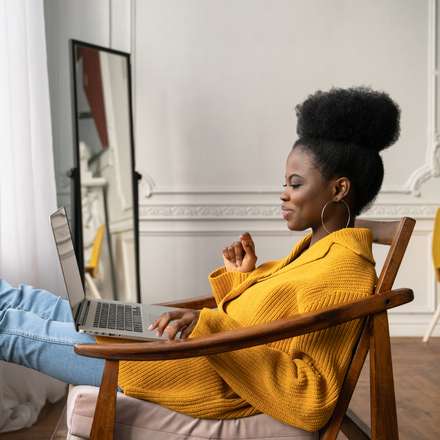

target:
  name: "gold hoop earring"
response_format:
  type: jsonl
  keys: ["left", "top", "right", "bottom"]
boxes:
{"left": 320, "top": 199, "right": 351, "bottom": 234}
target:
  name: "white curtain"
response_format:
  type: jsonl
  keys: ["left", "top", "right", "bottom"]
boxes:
{"left": 0, "top": 0, "right": 66, "bottom": 432}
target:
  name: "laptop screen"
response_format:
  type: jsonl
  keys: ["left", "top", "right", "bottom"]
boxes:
{"left": 50, "top": 207, "right": 85, "bottom": 321}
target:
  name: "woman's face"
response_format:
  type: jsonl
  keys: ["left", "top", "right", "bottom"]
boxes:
{"left": 280, "top": 146, "right": 336, "bottom": 232}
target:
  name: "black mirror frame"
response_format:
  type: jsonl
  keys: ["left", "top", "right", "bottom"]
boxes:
{"left": 68, "top": 39, "right": 141, "bottom": 303}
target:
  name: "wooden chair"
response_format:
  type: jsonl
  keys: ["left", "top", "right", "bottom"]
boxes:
{"left": 75, "top": 217, "right": 416, "bottom": 440}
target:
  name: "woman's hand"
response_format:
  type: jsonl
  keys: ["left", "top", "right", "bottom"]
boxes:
{"left": 148, "top": 309, "right": 200, "bottom": 340}
{"left": 222, "top": 232, "right": 257, "bottom": 273}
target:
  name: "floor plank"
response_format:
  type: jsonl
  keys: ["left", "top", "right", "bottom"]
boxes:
{"left": 338, "top": 337, "right": 440, "bottom": 439}
{"left": 0, "top": 337, "right": 439, "bottom": 439}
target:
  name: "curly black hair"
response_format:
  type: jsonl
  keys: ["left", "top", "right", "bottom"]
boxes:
{"left": 293, "top": 86, "right": 400, "bottom": 216}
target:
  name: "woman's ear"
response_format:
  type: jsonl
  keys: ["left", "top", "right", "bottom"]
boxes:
{"left": 333, "top": 177, "right": 351, "bottom": 201}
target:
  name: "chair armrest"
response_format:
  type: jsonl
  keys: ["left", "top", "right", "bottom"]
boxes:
{"left": 75, "top": 288, "right": 413, "bottom": 361}
{"left": 154, "top": 294, "right": 216, "bottom": 309}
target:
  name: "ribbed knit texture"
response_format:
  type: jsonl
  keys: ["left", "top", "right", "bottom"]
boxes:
{"left": 114, "top": 227, "right": 377, "bottom": 432}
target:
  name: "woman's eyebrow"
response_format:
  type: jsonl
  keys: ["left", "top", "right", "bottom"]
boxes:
{"left": 285, "top": 173, "right": 304, "bottom": 180}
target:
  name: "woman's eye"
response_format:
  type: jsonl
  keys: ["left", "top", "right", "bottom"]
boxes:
{"left": 282, "top": 184, "right": 301, "bottom": 189}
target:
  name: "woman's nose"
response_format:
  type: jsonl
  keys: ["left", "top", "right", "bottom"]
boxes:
{"left": 280, "top": 190, "right": 288, "bottom": 202}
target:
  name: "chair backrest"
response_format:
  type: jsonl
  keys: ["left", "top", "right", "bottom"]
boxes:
{"left": 320, "top": 217, "right": 416, "bottom": 440}
{"left": 356, "top": 217, "right": 416, "bottom": 293}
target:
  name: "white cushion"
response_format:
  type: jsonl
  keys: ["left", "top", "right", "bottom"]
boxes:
{"left": 67, "top": 385, "right": 318, "bottom": 440}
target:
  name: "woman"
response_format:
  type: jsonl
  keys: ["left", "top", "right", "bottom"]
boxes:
{"left": 0, "top": 86, "right": 400, "bottom": 432}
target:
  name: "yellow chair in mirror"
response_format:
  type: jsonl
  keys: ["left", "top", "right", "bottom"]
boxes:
{"left": 423, "top": 207, "right": 440, "bottom": 342}
{"left": 84, "top": 224, "right": 105, "bottom": 299}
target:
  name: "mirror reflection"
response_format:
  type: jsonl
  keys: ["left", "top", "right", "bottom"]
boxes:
{"left": 72, "top": 42, "right": 139, "bottom": 303}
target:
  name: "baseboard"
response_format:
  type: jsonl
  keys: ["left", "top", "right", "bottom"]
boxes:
{"left": 389, "top": 313, "right": 440, "bottom": 337}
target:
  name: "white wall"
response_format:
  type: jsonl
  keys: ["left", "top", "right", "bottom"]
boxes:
{"left": 45, "top": 0, "right": 440, "bottom": 336}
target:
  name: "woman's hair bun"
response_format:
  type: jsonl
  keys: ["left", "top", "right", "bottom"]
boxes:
{"left": 295, "top": 86, "right": 400, "bottom": 152}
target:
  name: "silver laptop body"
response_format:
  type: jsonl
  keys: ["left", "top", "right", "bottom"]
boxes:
{"left": 50, "top": 207, "right": 174, "bottom": 341}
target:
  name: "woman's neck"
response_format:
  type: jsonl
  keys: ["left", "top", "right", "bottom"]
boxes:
{"left": 309, "top": 218, "right": 356, "bottom": 248}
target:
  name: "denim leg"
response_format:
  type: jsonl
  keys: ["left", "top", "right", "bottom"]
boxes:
{"left": 0, "top": 279, "right": 104, "bottom": 386}
{"left": 0, "top": 307, "right": 104, "bottom": 386}
{"left": 0, "top": 279, "right": 72, "bottom": 322}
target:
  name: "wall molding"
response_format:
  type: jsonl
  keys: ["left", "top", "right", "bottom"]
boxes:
{"left": 139, "top": 202, "right": 440, "bottom": 220}
{"left": 139, "top": 181, "right": 438, "bottom": 200}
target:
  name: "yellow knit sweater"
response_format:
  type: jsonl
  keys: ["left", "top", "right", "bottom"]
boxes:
{"left": 117, "top": 227, "right": 377, "bottom": 432}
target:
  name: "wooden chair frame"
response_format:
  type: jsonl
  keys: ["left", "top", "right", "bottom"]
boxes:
{"left": 74, "top": 217, "right": 416, "bottom": 440}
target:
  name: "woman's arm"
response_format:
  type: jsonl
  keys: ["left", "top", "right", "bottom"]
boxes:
{"left": 209, "top": 232, "right": 258, "bottom": 305}
{"left": 208, "top": 267, "right": 253, "bottom": 305}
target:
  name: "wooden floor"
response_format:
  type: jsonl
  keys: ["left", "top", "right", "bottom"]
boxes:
{"left": 342, "top": 337, "right": 440, "bottom": 440}
{"left": 0, "top": 337, "right": 439, "bottom": 439}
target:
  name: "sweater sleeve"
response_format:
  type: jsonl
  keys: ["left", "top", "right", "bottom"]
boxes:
{"left": 208, "top": 267, "right": 252, "bottom": 305}
{"left": 189, "top": 308, "right": 335, "bottom": 431}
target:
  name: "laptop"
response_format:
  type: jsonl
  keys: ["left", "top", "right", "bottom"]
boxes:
{"left": 50, "top": 207, "right": 177, "bottom": 341}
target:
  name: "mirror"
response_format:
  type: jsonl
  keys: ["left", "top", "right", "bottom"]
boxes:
{"left": 70, "top": 40, "right": 140, "bottom": 303}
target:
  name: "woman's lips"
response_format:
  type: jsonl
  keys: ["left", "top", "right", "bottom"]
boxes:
{"left": 281, "top": 209, "right": 293, "bottom": 220}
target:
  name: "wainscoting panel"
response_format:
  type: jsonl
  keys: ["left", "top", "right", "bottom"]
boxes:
{"left": 139, "top": 216, "right": 438, "bottom": 336}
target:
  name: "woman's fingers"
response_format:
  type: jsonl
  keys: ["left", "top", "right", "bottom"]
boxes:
{"left": 240, "top": 232, "right": 255, "bottom": 253}
{"left": 223, "top": 242, "right": 245, "bottom": 264}
{"left": 227, "top": 246, "right": 235, "bottom": 262}
{"left": 240, "top": 233, "right": 256, "bottom": 260}
{"left": 223, "top": 245, "right": 237, "bottom": 264}
{"left": 164, "top": 319, "right": 184, "bottom": 340}
{"left": 149, "top": 310, "right": 197, "bottom": 340}
{"left": 241, "top": 240, "right": 256, "bottom": 258}
{"left": 222, "top": 234, "right": 256, "bottom": 270}
{"left": 166, "top": 312, "right": 198, "bottom": 340}
{"left": 222, "top": 247, "right": 230, "bottom": 264}
{"left": 233, "top": 241, "right": 244, "bottom": 266}
{"left": 149, "top": 310, "right": 180, "bottom": 336}
{"left": 180, "top": 321, "right": 196, "bottom": 339}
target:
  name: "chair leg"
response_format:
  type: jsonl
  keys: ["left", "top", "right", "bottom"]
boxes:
{"left": 370, "top": 312, "right": 399, "bottom": 440}
{"left": 319, "top": 322, "right": 371, "bottom": 440}
{"left": 90, "top": 360, "right": 119, "bottom": 440}
{"left": 423, "top": 302, "right": 440, "bottom": 342}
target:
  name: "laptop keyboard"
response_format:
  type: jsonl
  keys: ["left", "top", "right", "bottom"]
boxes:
{"left": 92, "top": 303, "right": 143, "bottom": 333}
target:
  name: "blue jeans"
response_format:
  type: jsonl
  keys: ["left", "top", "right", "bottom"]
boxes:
{"left": 0, "top": 279, "right": 104, "bottom": 386}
